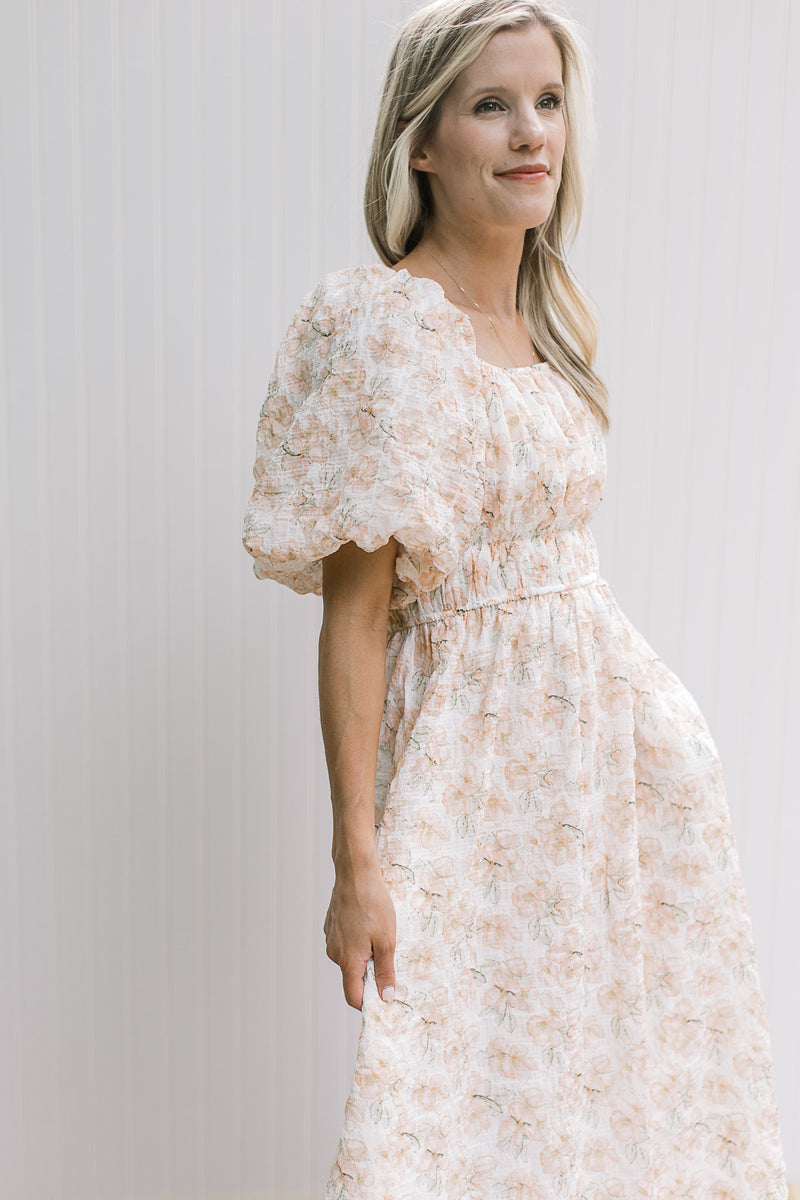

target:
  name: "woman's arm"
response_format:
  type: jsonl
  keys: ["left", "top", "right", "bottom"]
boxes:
{"left": 319, "top": 537, "right": 399, "bottom": 1011}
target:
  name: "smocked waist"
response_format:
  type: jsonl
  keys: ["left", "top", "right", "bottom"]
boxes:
{"left": 388, "top": 524, "right": 602, "bottom": 630}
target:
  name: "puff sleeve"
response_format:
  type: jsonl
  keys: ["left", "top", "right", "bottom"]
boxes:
{"left": 241, "top": 266, "right": 487, "bottom": 605}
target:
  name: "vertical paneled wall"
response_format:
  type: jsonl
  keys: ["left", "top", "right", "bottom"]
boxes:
{"left": 0, "top": 1, "right": 797, "bottom": 1197}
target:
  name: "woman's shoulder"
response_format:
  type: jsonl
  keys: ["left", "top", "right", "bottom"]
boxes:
{"left": 269, "top": 263, "right": 487, "bottom": 436}
{"left": 299, "top": 262, "right": 405, "bottom": 324}
{"left": 311, "top": 261, "right": 393, "bottom": 297}
{"left": 309, "top": 261, "right": 416, "bottom": 301}
{"left": 301, "top": 262, "right": 468, "bottom": 344}
{"left": 282, "top": 262, "right": 476, "bottom": 383}
{"left": 244, "top": 259, "right": 487, "bottom": 599}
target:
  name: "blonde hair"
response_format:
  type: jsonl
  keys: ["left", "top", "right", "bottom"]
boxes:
{"left": 364, "top": 0, "right": 610, "bottom": 434}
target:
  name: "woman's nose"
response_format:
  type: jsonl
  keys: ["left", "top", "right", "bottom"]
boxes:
{"left": 511, "top": 104, "right": 546, "bottom": 148}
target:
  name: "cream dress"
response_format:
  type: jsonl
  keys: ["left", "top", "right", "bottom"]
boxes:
{"left": 242, "top": 263, "right": 788, "bottom": 1200}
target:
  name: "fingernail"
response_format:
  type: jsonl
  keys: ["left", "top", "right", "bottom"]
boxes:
{"left": 381, "top": 986, "right": 395, "bottom": 1003}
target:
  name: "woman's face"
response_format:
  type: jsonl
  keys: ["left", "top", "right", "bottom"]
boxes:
{"left": 410, "top": 23, "right": 567, "bottom": 238}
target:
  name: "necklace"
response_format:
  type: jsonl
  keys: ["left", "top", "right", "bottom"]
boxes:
{"left": 421, "top": 243, "right": 538, "bottom": 368}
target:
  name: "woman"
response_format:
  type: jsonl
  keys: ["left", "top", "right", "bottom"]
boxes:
{"left": 242, "top": 1, "right": 789, "bottom": 1196}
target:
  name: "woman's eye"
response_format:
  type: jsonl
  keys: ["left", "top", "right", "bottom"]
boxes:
{"left": 475, "top": 95, "right": 564, "bottom": 114}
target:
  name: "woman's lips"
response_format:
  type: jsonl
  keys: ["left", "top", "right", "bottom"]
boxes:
{"left": 498, "top": 170, "right": 549, "bottom": 181}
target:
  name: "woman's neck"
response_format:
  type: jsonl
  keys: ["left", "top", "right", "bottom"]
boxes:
{"left": 402, "top": 225, "right": 525, "bottom": 323}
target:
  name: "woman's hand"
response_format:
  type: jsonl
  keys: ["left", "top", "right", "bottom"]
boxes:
{"left": 323, "top": 858, "right": 397, "bottom": 1011}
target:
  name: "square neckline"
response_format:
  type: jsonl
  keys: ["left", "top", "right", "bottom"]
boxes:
{"left": 374, "top": 262, "right": 552, "bottom": 377}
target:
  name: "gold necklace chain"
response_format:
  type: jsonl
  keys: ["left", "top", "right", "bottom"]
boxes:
{"left": 421, "top": 243, "right": 535, "bottom": 368}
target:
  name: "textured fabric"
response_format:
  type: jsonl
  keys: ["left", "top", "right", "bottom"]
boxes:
{"left": 242, "top": 263, "right": 788, "bottom": 1200}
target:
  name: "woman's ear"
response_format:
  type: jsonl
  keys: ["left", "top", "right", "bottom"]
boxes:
{"left": 409, "top": 146, "right": 433, "bottom": 173}
{"left": 395, "top": 118, "right": 432, "bottom": 174}
{"left": 408, "top": 134, "right": 433, "bottom": 174}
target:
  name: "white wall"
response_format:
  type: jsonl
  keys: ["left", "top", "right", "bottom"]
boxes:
{"left": 0, "top": 0, "right": 797, "bottom": 1197}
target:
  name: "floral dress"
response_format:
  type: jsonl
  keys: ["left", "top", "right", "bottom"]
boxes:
{"left": 242, "top": 263, "right": 788, "bottom": 1200}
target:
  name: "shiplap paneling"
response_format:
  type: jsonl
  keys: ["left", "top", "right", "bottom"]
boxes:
{"left": 0, "top": 0, "right": 796, "bottom": 1197}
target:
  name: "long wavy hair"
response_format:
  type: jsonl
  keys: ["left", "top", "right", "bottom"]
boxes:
{"left": 364, "top": 0, "right": 610, "bottom": 434}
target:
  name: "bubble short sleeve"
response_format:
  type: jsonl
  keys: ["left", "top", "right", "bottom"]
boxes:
{"left": 241, "top": 265, "right": 487, "bottom": 605}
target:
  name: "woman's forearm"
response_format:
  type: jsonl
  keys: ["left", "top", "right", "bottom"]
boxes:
{"left": 318, "top": 608, "right": 388, "bottom": 872}
{"left": 317, "top": 540, "right": 399, "bottom": 1010}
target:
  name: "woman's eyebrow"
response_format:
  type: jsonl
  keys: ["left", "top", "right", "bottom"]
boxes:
{"left": 465, "top": 80, "right": 565, "bottom": 98}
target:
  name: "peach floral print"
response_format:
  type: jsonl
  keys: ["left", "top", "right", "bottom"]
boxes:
{"left": 242, "top": 264, "right": 788, "bottom": 1198}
